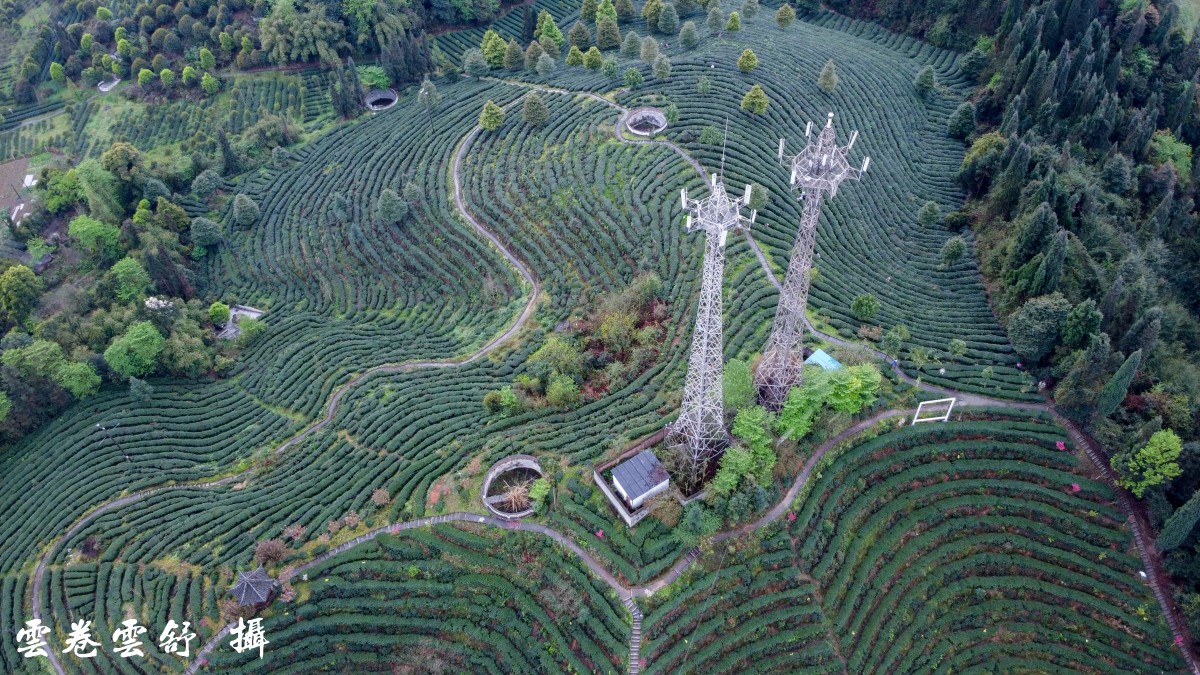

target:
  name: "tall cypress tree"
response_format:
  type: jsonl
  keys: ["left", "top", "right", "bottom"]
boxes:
{"left": 522, "top": 6, "right": 537, "bottom": 42}
{"left": 995, "top": 140, "right": 1031, "bottom": 213}
{"left": 1123, "top": 307, "right": 1163, "bottom": 354}
{"left": 1099, "top": 274, "right": 1124, "bottom": 332}
{"left": 347, "top": 58, "right": 363, "bottom": 98}
{"left": 1094, "top": 348, "right": 1141, "bottom": 421}
{"left": 218, "top": 129, "right": 240, "bottom": 175}
{"left": 1032, "top": 229, "right": 1067, "bottom": 295}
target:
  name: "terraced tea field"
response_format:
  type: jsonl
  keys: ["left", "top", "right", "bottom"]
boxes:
{"left": 2, "top": 6, "right": 1191, "bottom": 675}
{"left": 641, "top": 410, "right": 1183, "bottom": 673}
{"left": 204, "top": 527, "right": 628, "bottom": 673}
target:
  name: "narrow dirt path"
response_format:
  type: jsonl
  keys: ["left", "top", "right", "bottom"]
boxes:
{"left": 30, "top": 102, "right": 541, "bottom": 675}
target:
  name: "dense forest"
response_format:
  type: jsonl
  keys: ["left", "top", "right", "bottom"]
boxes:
{"left": 0, "top": 0, "right": 512, "bottom": 105}
{"left": 844, "top": 0, "right": 1200, "bottom": 639}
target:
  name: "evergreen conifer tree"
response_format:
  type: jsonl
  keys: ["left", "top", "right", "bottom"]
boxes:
{"left": 525, "top": 41, "right": 545, "bottom": 70}
{"left": 680, "top": 21, "right": 699, "bottom": 48}
{"left": 480, "top": 100, "right": 506, "bottom": 131}
{"left": 597, "top": 19, "right": 621, "bottom": 49}
{"left": 818, "top": 59, "right": 838, "bottom": 92}
{"left": 504, "top": 39, "right": 524, "bottom": 69}
{"left": 775, "top": 3, "right": 795, "bottom": 28}
{"left": 615, "top": 0, "right": 635, "bottom": 22}
{"left": 523, "top": 93, "right": 549, "bottom": 127}
{"left": 741, "top": 84, "right": 769, "bottom": 114}
{"left": 568, "top": 21, "right": 592, "bottom": 50}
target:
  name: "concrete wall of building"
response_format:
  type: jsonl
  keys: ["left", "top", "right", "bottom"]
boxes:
{"left": 629, "top": 479, "right": 669, "bottom": 509}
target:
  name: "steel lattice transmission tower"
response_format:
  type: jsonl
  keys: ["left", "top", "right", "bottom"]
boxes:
{"left": 756, "top": 112, "right": 869, "bottom": 410}
{"left": 667, "top": 173, "right": 757, "bottom": 493}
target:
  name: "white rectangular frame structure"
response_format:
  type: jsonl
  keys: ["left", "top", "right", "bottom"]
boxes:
{"left": 912, "top": 397, "right": 956, "bottom": 425}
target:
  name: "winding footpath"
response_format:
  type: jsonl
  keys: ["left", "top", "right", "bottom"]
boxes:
{"left": 30, "top": 97, "right": 545, "bottom": 675}
{"left": 24, "top": 80, "right": 1199, "bottom": 675}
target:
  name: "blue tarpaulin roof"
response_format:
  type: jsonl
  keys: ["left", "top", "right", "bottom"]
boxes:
{"left": 805, "top": 349, "right": 843, "bottom": 370}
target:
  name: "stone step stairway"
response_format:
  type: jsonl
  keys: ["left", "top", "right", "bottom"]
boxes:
{"left": 623, "top": 595, "right": 643, "bottom": 674}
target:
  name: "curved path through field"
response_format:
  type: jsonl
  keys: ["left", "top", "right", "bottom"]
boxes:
{"left": 25, "top": 80, "right": 1198, "bottom": 675}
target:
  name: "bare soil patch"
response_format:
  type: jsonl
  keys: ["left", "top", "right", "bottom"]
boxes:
{"left": 0, "top": 157, "right": 30, "bottom": 213}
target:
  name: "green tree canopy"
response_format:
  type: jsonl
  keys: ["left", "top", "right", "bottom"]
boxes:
{"left": 918, "top": 200, "right": 941, "bottom": 228}
{"left": 1061, "top": 299, "right": 1102, "bottom": 350}
{"left": 1007, "top": 293, "right": 1071, "bottom": 363}
{"left": 190, "top": 217, "right": 223, "bottom": 248}
{"left": 233, "top": 194, "right": 260, "bottom": 227}
{"left": 566, "top": 45, "right": 585, "bottom": 66}
{"left": 530, "top": 334, "right": 585, "bottom": 378}
{"left": 545, "top": 373, "right": 580, "bottom": 408}
{"left": 69, "top": 215, "right": 121, "bottom": 261}
{"left": 640, "top": 36, "right": 659, "bottom": 62}
{"left": 209, "top": 301, "right": 231, "bottom": 325}
{"left": 621, "top": 31, "right": 641, "bottom": 57}
{"left": 480, "top": 29, "right": 507, "bottom": 67}
{"left": 642, "top": 0, "right": 664, "bottom": 28}
{"left": 711, "top": 446, "right": 754, "bottom": 496}
{"left": 851, "top": 293, "right": 879, "bottom": 321}
{"left": 378, "top": 188, "right": 408, "bottom": 224}
{"left": 585, "top": 46, "right": 604, "bottom": 69}
{"left": 0, "top": 265, "right": 42, "bottom": 327}
{"left": 1158, "top": 487, "right": 1200, "bottom": 551}
{"left": 523, "top": 92, "right": 550, "bottom": 126}
{"left": 741, "top": 83, "right": 769, "bottom": 114}
{"left": 504, "top": 38, "right": 524, "bottom": 69}
{"left": 706, "top": 6, "right": 723, "bottom": 34}
{"left": 1095, "top": 348, "right": 1141, "bottom": 420}
{"left": 941, "top": 235, "right": 966, "bottom": 266}
{"left": 818, "top": 59, "right": 838, "bottom": 92}
{"left": 775, "top": 3, "right": 795, "bottom": 27}
{"left": 525, "top": 40, "right": 545, "bottom": 70}
{"left": 914, "top": 65, "right": 935, "bottom": 96}
{"left": 568, "top": 21, "right": 592, "bottom": 50}
{"left": 104, "top": 321, "right": 165, "bottom": 378}
{"left": 1115, "top": 429, "right": 1183, "bottom": 498}
{"left": 2, "top": 339, "right": 65, "bottom": 379}
{"left": 463, "top": 48, "right": 488, "bottom": 78}
{"left": 74, "top": 159, "right": 123, "bottom": 224}
{"left": 747, "top": 182, "right": 769, "bottom": 211}
{"left": 110, "top": 257, "right": 151, "bottom": 303}
{"left": 947, "top": 102, "right": 975, "bottom": 139}
{"left": 597, "top": 18, "right": 621, "bottom": 49}
{"left": 596, "top": 0, "right": 617, "bottom": 22}
{"left": 652, "top": 54, "right": 671, "bottom": 79}
{"left": 535, "top": 10, "right": 565, "bottom": 47}
{"left": 723, "top": 358, "right": 754, "bottom": 409}
{"left": 732, "top": 405, "right": 775, "bottom": 484}
{"left": 480, "top": 100, "right": 506, "bottom": 131}
{"left": 201, "top": 72, "right": 219, "bottom": 95}
{"left": 737, "top": 48, "right": 758, "bottom": 72}
{"left": 778, "top": 364, "right": 880, "bottom": 439}
{"left": 54, "top": 361, "right": 101, "bottom": 398}
{"left": 658, "top": 2, "right": 679, "bottom": 33}
{"left": 679, "top": 20, "right": 699, "bottom": 48}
